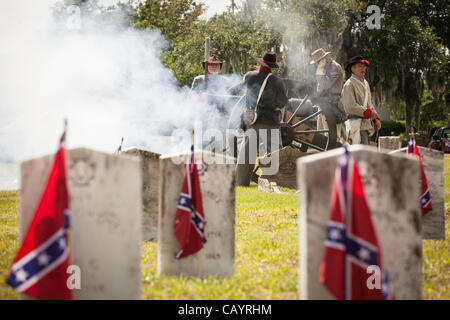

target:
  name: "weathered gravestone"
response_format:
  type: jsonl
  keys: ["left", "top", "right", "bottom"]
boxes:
{"left": 378, "top": 136, "right": 402, "bottom": 151}
{"left": 390, "top": 146, "right": 445, "bottom": 239}
{"left": 260, "top": 146, "right": 309, "bottom": 189}
{"left": 158, "top": 150, "right": 235, "bottom": 277}
{"left": 122, "top": 148, "right": 160, "bottom": 241}
{"left": 297, "top": 145, "right": 422, "bottom": 299}
{"left": 20, "top": 148, "right": 142, "bottom": 299}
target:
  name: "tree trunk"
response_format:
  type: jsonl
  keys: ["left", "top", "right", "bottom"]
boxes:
{"left": 224, "top": 60, "right": 230, "bottom": 74}
{"left": 243, "top": 51, "right": 248, "bottom": 74}
{"left": 405, "top": 104, "right": 413, "bottom": 134}
{"left": 340, "top": 13, "right": 356, "bottom": 64}
{"left": 414, "top": 103, "right": 421, "bottom": 132}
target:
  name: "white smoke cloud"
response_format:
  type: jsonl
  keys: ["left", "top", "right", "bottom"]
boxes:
{"left": 199, "top": 0, "right": 233, "bottom": 20}
{"left": 0, "top": 0, "right": 241, "bottom": 162}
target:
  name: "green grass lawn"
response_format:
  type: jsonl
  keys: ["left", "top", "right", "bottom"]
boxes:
{"left": 1, "top": 155, "right": 449, "bottom": 300}
{"left": 0, "top": 191, "right": 19, "bottom": 300}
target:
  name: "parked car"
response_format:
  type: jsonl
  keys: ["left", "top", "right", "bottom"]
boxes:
{"left": 428, "top": 127, "right": 450, "bottom": 153}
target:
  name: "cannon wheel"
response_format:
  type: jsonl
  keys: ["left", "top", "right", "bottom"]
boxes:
{"left": 250, "top": 96, "right": 340, "bottom": 183}
{"left": 279, "top": 95, "right": 339, "bottom": 152}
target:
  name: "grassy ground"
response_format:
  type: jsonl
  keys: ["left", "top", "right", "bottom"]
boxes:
{"left": 141, "top": 187, "right": 298, "bottom": 300}
{"left": 0, "top": 155, "right": 449, "bottom": 300}
{"left": 422, "top": 153, "right": 450, "bottom": 299}
{"left": 0, "top": 191, "right": 19, "bottom": 300}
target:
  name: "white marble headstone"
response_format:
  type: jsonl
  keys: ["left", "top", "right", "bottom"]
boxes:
{"left": 390, "top": 146, "right": 445, "bottom": 239}
{"left": 122, "top": 148, "right": 160, "bottom": 241}
{"left": 297, "top": 145, "right": 422, "bottom": 300}
{"left": 20, "top": 148, "right": 142, "bottom": 299}
{"left": 378, "top": 136, "right": 402, "bottom": 151}
{"left": 157, "top": 150, "right": 235, "bottom": 277}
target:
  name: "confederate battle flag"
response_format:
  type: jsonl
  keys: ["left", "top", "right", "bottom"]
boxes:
{"left": 173, "top": 145, "right": 206, "bottom": 259}
{"left": 7, "top": 128, "right": 72, "bottom": 300}
{"left": 406, "top": 135, "right": 432, "bottom": 216}
{"left": 319, "top": 148, "right": 394, "bottom": 300}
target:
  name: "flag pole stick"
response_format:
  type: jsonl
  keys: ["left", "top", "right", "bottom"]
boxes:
{"left": 192, "top": 130, "right": 195, "bottom": 151}
{"left": 192, "top": 129, "right": 201, "bottom": 277}
{"left": 64, "top": 119, "right": 73, "bottom": 287}
{"left": 204, "top": 37, "right": 210, "bottom": 91}
{"left": 115, "top": 137, "right": 124, "bottom": 154}
{"left": 119, "top": 137, "right": 124, "bottom": 152}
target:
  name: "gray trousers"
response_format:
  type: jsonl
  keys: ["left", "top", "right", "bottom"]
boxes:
{"left": 360, "top": 130, "right": 369, "bottom": 145}
{"left": 236, "top": 123, "right": 281, "bottom": 186}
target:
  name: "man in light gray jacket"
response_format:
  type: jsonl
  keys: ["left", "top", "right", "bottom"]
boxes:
{"left": 310, "top": 48, "right": 346, "bottom": 142}
{"left": 341, "top": 56, "right": 381, "bottom": 145}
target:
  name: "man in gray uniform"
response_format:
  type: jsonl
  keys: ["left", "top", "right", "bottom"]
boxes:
{"left": 310, "top": 48, "right": 346, "bottom": 141}
{"left": 191, "top": 55, "right": 230, "bottom": 150}
{"left": 230, "top": 52, "right": 288, "bottom": 186}
{"left": 191, "top": 55, "right": 224, "bottom": 92}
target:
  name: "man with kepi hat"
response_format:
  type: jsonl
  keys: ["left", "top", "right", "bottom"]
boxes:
{"left": 341, "top": 56, "right": 381, "bottom": 145}
{"left": 229, "top": 52, "right": 288, "bottom": 186}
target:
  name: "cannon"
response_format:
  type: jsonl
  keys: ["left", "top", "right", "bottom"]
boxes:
{"left": 217, "top": 93, "right": 340, "bottom": 156}
{"left": 199, "top": 90, "right": 341, "bottom": 186}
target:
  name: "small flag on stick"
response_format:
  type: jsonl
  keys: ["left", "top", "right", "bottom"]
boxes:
{"left": 319, "top": 147, "right": 394, "bottom": 300}
{"left": 406, "top": 134, "right": 432, "bottom": 216}
{"left": 173, "top": 142, "right": 207, "bottom": 260}
{"left": 7, "top": 121, "right": 72, "bottom": 300}
{"left": 115, "top": 137, "right": 124, "bottom": 154}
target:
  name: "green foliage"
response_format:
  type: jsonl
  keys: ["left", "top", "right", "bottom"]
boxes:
{"left": 378, "top": 120, "right": 406, "bottom": 136}
{"left": 126, "top": 1, "right": 281, "bottom": 86}
{"left": 419, "top": 90, "right": 449, "bottom": 136}
{"left": 416, "top": 133, "right": 431, "bottom": 147}
{"left": 163, "top": 13, "right": 279, "bottom": 86}
{"left": 346, "top": 0, "right": 449, "bottom": 133}
{"left": 378, "top": 120, "right": 434, "bottom": 147}
{"left": 129, "top": 0, "right": 205, "bottom": 42}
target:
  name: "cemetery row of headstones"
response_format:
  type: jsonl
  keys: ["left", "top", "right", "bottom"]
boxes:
{"left": 18, "top": 138, "right": 445, "bottom": 299}
{"left": 19, "top": 148, "right": 236, "bottom": 299}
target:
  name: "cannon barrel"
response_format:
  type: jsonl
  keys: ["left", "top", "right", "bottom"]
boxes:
{"left": 281, "top": 78, "right": 316, "bottom": 96}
